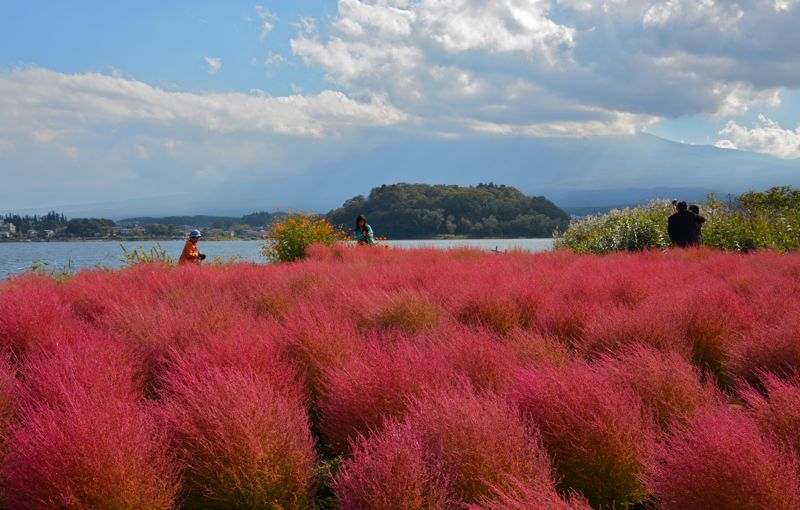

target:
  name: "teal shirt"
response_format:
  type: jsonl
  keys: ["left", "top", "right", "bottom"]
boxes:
{"left": 356, "top": 224, "right": 376, "bottom": 245}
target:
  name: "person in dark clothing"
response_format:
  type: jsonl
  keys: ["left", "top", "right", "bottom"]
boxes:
{"left": 688, "top": 204, "right": 706, "bottom": 245}
{"left": 668, "top": 201, "right": 704, "bottom": 247}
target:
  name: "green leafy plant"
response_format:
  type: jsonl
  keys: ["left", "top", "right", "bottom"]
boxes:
{"left": 556, "top": 187, "right": 800, "bottom": 254}
{"left": 120, "top": 244, "right": 174, "bottom": 266}
{"left": 262, "top": 212, "right": 348, "bottom": 263}
{"left": 30, "top": 259, "right": 76, "bottom": 282}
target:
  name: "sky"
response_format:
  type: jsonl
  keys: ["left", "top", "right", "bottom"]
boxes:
{"left": 1, "top": 0, "right": 799, "bottom": 214}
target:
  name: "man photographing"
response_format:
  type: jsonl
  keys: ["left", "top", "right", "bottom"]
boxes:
{"left": 668, "top": 201, "right": 705, "bottom": 247}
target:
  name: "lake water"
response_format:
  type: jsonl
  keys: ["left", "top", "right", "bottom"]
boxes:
{"left": 0, "top": 238, "right": 554, "bottom": 278}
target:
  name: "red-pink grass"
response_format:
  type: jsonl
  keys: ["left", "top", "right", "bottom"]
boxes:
{"left": 1, "top": 246, "right": 800, "bottom": 508}
{"left": 596, "top": 344, "right": 720, "bottom": 428}
{"left": 646, "top": 407, "right": 800, "bottom": 510}
{"left": 508, "top": 362, "right": 657, "bottom": 508}
{"left": 730, "top": 309, "right": 800, "bottom": 384}
{"left": 740, "top": 372, "right": 800, "bottom": 455}
{"left": 466, "top": 478, "right": 592, "bottom": 510}
{"left": 276, "top": 304, "right": 362, "bottom": 401}
{"left": 456, "top": 292, "right": 528, "bottom": 335}
{"left": 0, "top": 355, "right": 17, "bottom": 446}
{"left": 0, "top": 399, "right": 178, "bottom": 510}
{"left": 0, "top": 275, "right": 81, "bottom": 358}
{"left": 159, "top": 353, "right": 315, "bottom": 509}
{"left": 672, "top": 282, "right": 753, "bottom": 385}
{"left": 366, "top": 290, "right": 445, "bottom": 334}
{"left": 333, "top": 420, "right": 452, "bottom": 510}
{"left": 503, "top": 329, "right": 571, "bottom": 368}
{"left": 319, "top": 338, "right": 454, "bottom": 452}
{"left": 19, "top": 332, "right": 143, "bottom": 410}
{"left": 335, "top": 388, "right": 558, "bottom": 508}
{"left": 404, "top": 389, "right": 553, "bottom": 505}
{"left": 579, "top": 300, "right": 689, "bottom": 359}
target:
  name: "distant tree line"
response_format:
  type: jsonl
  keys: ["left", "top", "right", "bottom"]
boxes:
{"left": 3, "top": 211, "right": 68, "bottom": 233}
{"left": 118, "top": 211, "right": 281, "bottom": 230}
{"left": 327, "top": 183, "right": 570, "bottom": 239}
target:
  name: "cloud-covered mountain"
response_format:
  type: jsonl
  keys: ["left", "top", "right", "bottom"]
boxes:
{"left": 9, "top": 133, "right": 797, "bottom": 219}
{"left": 206, "top": 133, "right": 800, "bottom": 216}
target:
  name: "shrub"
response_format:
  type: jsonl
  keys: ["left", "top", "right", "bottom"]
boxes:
{"left": 434, "top": 328, "right": 519, "bottom": 393}
{"left": 596, "top": 344, "right": 719, "bottom": 428}
{"left": 503, "top": 330, "right": 571, "bottom": 368}
{"left": 554, "top": 200, "right": 673, "bottom": 254}
{"left": 672, "top": 283, "right": 751, "bottom": 385}
{"left": 466, "top": 478, "right": 592, "bottom": 510}
{"left": 646, "top": 408, "right": 800, "bottom": 510}
{"left": 319, "top": 339, "right": 454, "bottom": 453}
{"left": 333, "top": 420, "right": 451, "bottom": 510}
{"left": 368, "top": 291, "right": 444, "bottom": 334}
{"left": 119, "top": 244, "right": 174, "bottom": 266}
{"left": 405, "top": 389, "right": 553, "bottom": 505}
{"left": 0, "top": 356, "right": 17, "bottom": 446}
{"left": 579, "top": 300, "right": 689, "bottom": 358}
{"left": 19, "top": 333, "right": 142, "bottom": 410}
{"left": 457, "top": 293, "right": 526, "bottom": 335}
{"left": 730, "top": 310, "right": 800, "bottom": 384}
{"left": 262, "top": 212, "right": 348, "bottom": 262}
{"left": 277, "top": 305, "right": 362, "bottom": 401}
{"left": 0, "top": 399, "right": 178, "bottom": 510}
{"left": 335, "top": 389, "right": 558, "bottom": 508}
{"left": 508, "top": 363, "right": 657, "bottom": 508}
{"left": 0, "top": 275, "right": 78, "bottom": 358}
{"left": 740, "top": 373, "right": 800, "bottom": 455}
{"left": 159, "top": 360, "right": 315, "bottom": 509}
{"left": 158, "top": 324, "right": 306, "bottom": 405}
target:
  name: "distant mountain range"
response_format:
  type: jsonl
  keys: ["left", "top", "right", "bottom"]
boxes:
{"left": 8, "top": 134, "right": 799, "bottom": 218}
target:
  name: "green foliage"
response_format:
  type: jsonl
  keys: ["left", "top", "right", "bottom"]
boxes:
{"left": 262, "top": 212, "right": 348, "bottom": 263}
{"left": 30, "top": 258, "right": 76, "bottom": 282}
{"left": 2, "top": 211, "right": 68, "bottom": 238}
{"left": 554, "top": 201, "right": 673, "bottom": 254}
{"left": 143, "top": 223, "right": 179, "bottom": 237}
{"left": 556, "top": 187, "right": 800, "bottom": 253}
{"left": 120, "top": 244, "right": 174, "bottom": 266}
{"left": 65, "top": 218, "right": 115, "bottom": 238}
{"left": 327, "top": 182, "right": 570, "bottom": 239}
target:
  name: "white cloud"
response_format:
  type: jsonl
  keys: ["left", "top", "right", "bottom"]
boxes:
{"left": 255, "top": 5, "right": 278, "bottom": 40}
{"left": 717, "top": 115, "right": 800, "bottom": 159}
{"left": 204, "top": 56, "right": 222, "bottom": 75}
{"left": 289, "top": 0, "right": 800, "bottom": 135}
{"left": 775, "top": 0, "right": 799, "bottom": 12}
{"left": 643, "top": 1, "right": 681, "bottom": 27}
{"left": 0, "top": 67, "right": 409, "bottom": 138}
{"left": 471, "top": 109, "right": 658, "bottom": 138}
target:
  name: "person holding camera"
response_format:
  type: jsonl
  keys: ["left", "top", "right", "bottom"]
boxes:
{"left": 179, "top": 229, "right": 207, "bottom": 265}
{"left": 354, "top": 215, "right": 376, "bottom": 246}
{"left": 668, "top": 201, "right": 705, "bottom": 247}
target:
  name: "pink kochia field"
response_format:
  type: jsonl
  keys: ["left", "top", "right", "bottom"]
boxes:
{"left": 1, "top": 246, "right": 800, "bottom": 510}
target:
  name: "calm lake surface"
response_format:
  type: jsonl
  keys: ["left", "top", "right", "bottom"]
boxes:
{"left": 0, "top": 238, "right": 554, "bottom": 278}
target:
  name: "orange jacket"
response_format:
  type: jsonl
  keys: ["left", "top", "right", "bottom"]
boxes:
{"left": 178, "top": 240, "right": 200, "bottom": 265}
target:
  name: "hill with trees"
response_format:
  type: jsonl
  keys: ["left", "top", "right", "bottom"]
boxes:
{"left": 327, "top": 183, "right": 570, "bottom": 239}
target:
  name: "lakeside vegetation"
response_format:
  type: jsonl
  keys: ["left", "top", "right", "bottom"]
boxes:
{"left": 1, "top": 247, "right": 800, "bottom": 508}
{"left": 327, "top": 183, "right": 570, "bottom": 239}
{"left": 556, "top": 186, "right": 800, "bottom": 253}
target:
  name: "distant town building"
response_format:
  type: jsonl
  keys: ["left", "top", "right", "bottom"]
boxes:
{"left": 0, "top": 220, "right": 16, "bottom": 236}
{"left": 26, "top": 229, "right": 39, "bottom": 238}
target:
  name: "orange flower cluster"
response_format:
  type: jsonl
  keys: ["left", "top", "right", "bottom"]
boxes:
{"left": 262, "top": 211, "right": 349, "bottom": 262}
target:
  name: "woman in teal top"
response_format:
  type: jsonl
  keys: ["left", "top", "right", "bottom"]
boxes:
{"left": 355, "top": 215, "right": 376, "bottom": 245}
